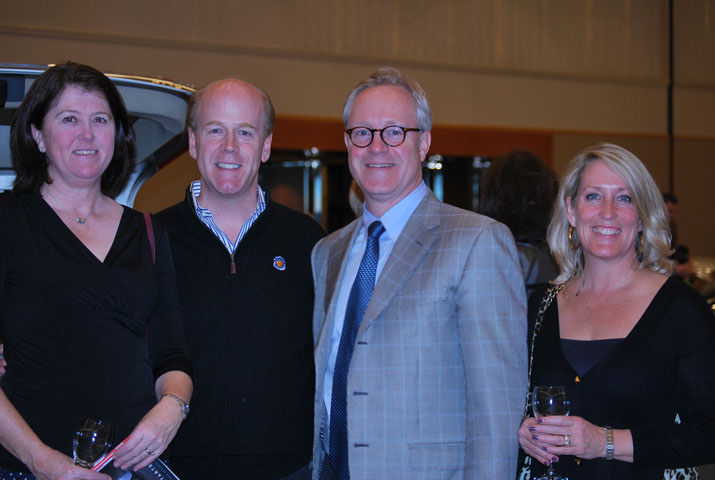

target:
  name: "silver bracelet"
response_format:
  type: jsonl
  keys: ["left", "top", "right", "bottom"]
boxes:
{"left": 163, "top": 393, "right": 190, "bottom": 420}
{"left": 602, "top": 426, "right": 614, "bottom": 460}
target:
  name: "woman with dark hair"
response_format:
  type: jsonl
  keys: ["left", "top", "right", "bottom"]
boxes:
{"left": 479, "top": 150, "right": 558, "bottom": 296}
{"left": 518, "top": 143, "right": 715, "bottom": 479}
{"left": 0, "top": 62, "right": 192, "bottom": 480}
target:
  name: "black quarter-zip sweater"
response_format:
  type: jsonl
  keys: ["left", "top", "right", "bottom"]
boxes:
{"left": 157, "top": 188, "right": 325, "bottom": 479}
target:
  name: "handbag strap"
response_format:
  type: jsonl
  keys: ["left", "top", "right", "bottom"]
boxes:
{"left": 524, "top": 283, "right": 564, "bottom": 417}
{"left": 143, "top": 212, "right": 156, "bottom": 265}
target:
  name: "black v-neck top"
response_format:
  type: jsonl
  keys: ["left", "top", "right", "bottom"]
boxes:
{"left": 528, "top": 277, "right": 715, "bottom": 479}
{"left": 0, "top": 193, "right": 191, "bottom": 472}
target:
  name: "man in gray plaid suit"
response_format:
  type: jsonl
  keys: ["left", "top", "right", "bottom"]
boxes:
{"left": 311, "top": 66, "right": 528, "bottom": 479}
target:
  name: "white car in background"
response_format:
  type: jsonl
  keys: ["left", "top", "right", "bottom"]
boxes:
{"left": 0, "top": 63, "right": 194, "bottom": 206}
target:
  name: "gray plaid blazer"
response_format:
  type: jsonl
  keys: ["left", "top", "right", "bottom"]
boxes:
{"left": 311, "top": 191, "right": 527, "bottom": 479}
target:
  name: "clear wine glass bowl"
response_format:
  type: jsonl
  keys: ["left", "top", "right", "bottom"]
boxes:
{"left": 532, "top": 386, "right": 571, "bottom": 480}
{"left": 533, "top": 386, "right": 571, "bottom": 418}
{"left": 72, "top": 418, "right": 113, "bottom": 469}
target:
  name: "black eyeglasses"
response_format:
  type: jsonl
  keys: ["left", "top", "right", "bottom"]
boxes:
{"left": 345, "top": 125, "right": 422, "bottom": 148}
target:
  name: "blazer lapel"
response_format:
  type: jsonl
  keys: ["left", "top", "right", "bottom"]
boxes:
{"left": 357, "top": 191, "right": 442, "bottom": 336}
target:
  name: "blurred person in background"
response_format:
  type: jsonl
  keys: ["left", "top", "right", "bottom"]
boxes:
{"left": 479, "top": 149, "right": 558, "bottom": 297}
{"left": 662, "top": 193, "right": 696, "bottom": 283}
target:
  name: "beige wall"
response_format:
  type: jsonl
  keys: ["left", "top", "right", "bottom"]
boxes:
{"left": 1, "top": 0, "right": 713, "bottom": 255}
{"left": 673, "top": 139, "right": 715, "bottom": 257}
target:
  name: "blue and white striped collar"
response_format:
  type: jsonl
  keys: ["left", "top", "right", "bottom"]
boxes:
{"left": 189, "top": 180, "right": 266, "bottom": 253}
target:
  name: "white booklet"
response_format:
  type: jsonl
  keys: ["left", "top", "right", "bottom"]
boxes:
{"left": 92, "top": 439, "right": 180, "bottom": 480}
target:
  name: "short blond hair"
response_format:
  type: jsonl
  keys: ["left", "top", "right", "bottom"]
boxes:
{"left": 547, "top": 143, "right": 672, "bottom": 283}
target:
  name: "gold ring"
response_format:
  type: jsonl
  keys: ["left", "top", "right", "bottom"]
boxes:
{"left": 564, "top": 434, "right": 571, "bottom": 447}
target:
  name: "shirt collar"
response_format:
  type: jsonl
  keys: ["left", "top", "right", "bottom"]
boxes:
{"left": 362, "top": 182, "right": 428, "bottom": 241}
{"left": 190, "top": 180, "right": 265, "bottom": 218}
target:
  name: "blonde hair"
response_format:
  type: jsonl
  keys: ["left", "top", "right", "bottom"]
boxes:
{"left": 547, "top": 143, "right": 672, "bottom": 283}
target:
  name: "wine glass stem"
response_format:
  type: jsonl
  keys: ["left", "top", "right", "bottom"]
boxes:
{"left": 547, "top": 460, "right": 555, "bottom": 476}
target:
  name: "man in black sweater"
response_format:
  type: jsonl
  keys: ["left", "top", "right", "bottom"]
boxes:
{"left": 158, "top": 78, "right": 325, "bottom": 479}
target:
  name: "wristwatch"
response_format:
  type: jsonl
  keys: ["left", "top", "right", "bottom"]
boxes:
{"left": 602, "top": 426, "right": 614, "bottom": 460}
{"left": 164, "top": 393, "right": 190, "bottom": 420}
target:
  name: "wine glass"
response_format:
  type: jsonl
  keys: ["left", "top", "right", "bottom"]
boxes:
{"left": 72, "top": 418, "right": 113, "bottom": 469}
{"left": 532, "top": 386, "right": 571, "bottom": 480}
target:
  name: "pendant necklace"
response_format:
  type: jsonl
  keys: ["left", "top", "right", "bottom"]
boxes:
{"left": 44, "top": 188, "right": 90, "bottom": 225}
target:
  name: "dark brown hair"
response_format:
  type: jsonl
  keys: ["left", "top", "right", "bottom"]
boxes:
{"left": 479, "top": 149, "right": 558, "bottom": 243}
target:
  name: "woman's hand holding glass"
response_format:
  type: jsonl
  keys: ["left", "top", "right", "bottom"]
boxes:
{"left": 527, "top": 386, "right": 571, "bottom": 479}
{"left": 520, "top": 386, "right": 621, "bottom": 470}
{"left": 26, "top": 444, "right": 110, "bottom": 480}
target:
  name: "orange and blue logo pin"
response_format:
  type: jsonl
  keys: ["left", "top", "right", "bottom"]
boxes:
{"left": 273, "top": 256, "right": 286, "bottom": 271}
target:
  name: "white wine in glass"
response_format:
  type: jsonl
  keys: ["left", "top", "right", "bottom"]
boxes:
{"left": 532, "top": 386, "right": 571, "bottom": 480}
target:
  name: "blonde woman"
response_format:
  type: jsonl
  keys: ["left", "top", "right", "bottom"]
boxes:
{"left": 518, "top": 143, "right": 715, "bottom": 479}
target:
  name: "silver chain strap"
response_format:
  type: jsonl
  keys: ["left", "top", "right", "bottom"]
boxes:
{"left": 524, "top": 283, "right": 564, "bottom": 417}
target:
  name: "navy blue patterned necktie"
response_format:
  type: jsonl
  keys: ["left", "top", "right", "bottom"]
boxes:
{"left": 329, "top": 220, "right": 385, "bottom": 479}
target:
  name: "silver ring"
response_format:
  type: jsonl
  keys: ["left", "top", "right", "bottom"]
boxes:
{"left": 564, "top": 434, "right": 571, "bottom": 447}
{"left": 144, "top": 448, "right": 155, "bottom": 456}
